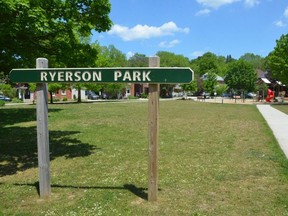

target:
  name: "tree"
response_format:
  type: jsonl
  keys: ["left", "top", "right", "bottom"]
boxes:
{"left": 96, "top": 45, "right": 128, "bottom": 67}
{"left": 192, "top": 52, "right": 219, "bottom": 76}
{"left": 155, "top": 51, "right": 191, "bottom": 98}
{"left": 94, "top": 44, "right": 127, "bottom": 99}
{"left": 190, "top": 52, "right": 228, "bottom": 91}
{"left": 128, "top": 53, "right": 148, "bottom": 67}
{"left": 255, "top": 83, "right": 268, "bottom": 101}
{"left": 156, "top": 51, "right": 190, "bottom": 67}
{"left": 48, "top": 83, "right": 67, "bottom": 104}
{"left": 224, "top": 60, "right": 257, "bottom": 98}
{"left": 240, "top": 53, "right": 265, "bottom": 70}
{"left": 0, "top": 84, "right": 16, "bottom": 98}
{"left": 267, "top": 34, "right": 288, "bottom": 85}
{"left": 215, "top": 84, "right": 228, "bottom": 104}
{"left": 203, "top": 70, "right": 217, "bottom": 96}
{"left": 0, "top": 0, "right": 112, "bottom": 75}
{"left": 181, "top": 80, "right": 198, "bottom": 99}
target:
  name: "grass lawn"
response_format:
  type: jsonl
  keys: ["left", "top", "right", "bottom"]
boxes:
{"left": 0, "top": 100, "right": 288, "bottom": 215}
{"left": 272, "top": 104, "right": 288, "bottom": 115}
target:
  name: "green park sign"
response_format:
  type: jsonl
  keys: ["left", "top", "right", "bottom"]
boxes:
{"left": 9, "top": 67, "right": 193, "bottom": 84}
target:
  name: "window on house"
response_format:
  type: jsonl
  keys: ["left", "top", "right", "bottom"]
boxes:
{"left": 61, "top": 90, "right": 66, "bottom": 96}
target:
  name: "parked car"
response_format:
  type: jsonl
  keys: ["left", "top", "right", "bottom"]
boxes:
{"left": 101, "top": 93, "right": 112, "bottom": 99}
{"left": 0, "top": 95, "right": 11, "bottom": 101}
{"left": 246, "top": 92, "right": 257, "bottom": 98}
{"left": 87, "top": 91, "right": 99, "bottom": 100}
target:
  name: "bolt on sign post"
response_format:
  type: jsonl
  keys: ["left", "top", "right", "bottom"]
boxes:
{"left": 148, "top": 56, "right": 160, "bottom": 202}
{"left": 9, "top": 58, "right": 194, "bottom": 202}
{"left": 36, "top": 58, "right": 51, "bottom": 198}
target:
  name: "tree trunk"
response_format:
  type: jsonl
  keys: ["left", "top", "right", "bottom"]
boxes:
{"left": 49, "top": 91, "right": 53, "bottom": 104}
{"left": 77, "top": 88, "right": 81, "bottom": 103}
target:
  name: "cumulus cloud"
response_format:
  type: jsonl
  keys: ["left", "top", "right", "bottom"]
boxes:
{"left": 244, "top": 0, "right": 260, "bottom": 7}
{"left": 195, "top": 9, "right": 211, "bottom": 16}
{"left": 108, "top": 22, "right": 189, "bottom": 41}
{"left": 274, "top": 20, "right": 286, "bottom": 27}
{"left": 274, "top": 6, "right": 288, "bottom": 27}
{"left": 195, "top": 0, "right": 260, "bottom": 15}
{"left": 284, "top": 6, "right": 288, "bottom": 18}
{"left": 196, "top": 0, "right": 240, "bottom": 9}
{"left": 159, "top": 40, "right": 180, "bottom": 48}
{"left": 191, "top": 51, "right": 205, "bottom": 59}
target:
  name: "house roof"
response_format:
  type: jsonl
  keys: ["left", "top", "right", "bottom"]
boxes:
{"left": 201, "top": 73, "right": 224, "bottom": 82}
{"left": 261, "top": 78, "right": 271, "bottom": 84}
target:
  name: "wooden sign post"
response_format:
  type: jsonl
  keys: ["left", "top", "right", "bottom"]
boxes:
{"left": 148, "top": 56, "right": 160, "bottom": 201}
{"left": 36, "top": 58, "right": 51, "bottom": 198}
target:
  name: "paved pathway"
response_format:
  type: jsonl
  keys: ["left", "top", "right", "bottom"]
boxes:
{"left": 257, "top": 104, "right": 288, "bottom": 158}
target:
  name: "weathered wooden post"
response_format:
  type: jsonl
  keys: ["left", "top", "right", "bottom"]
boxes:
{"left": 36, "top": 58, "right": 51, "bottom": 198}
{"left": 148, "top": 56, "right": 160, "bottom": 201}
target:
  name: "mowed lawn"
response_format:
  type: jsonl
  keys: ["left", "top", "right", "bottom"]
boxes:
{"left": 0, "top": 100, "right": 287, "bottom": 216}
{"left": 273, "top": 104, "right": 288, "bottom": 115}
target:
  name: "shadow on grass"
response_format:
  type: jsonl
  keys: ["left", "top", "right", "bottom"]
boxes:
{"left": 13, "top": 182, "right": 149, "bottom": 200}
{"left": 0, "top": 108, "right": 99, "bottom": 177}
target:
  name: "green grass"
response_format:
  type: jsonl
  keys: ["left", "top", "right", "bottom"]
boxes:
{"left": 272, "top": 104, "right": 288, "bottom": 115}
{"left": 1, "top": 101, "right": 288, "bottom": 215}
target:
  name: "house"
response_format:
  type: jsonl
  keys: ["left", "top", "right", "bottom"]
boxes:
{"left": 201, "top": 73, "right": 225, "bottom": 84}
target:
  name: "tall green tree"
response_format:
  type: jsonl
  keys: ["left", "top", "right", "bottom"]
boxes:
{"left": 267, "top": 34, "right": 288, "bottom": 85}
{"left": 181, "top": 80, "right": 198, "bottom": 99}
{"left": 156, "top": 51, "right": 190, "bottom": 67}
{"left": 215, "top": 84, "right": 228, "bottom": 104}
{"left": 128, "top": 53, "right": 148, "bottom": 67}
{"left": 0, "top": 0, "right": 112, "bottom": 75}
{"left": 155, "top": 51, "right": 191, "bottom": 97}
{"left": 96, "top": 44, "right": 128, "bottom": 67}
{"left": 192, "top": 52, "right": 219, "bottom": 76}
{"left": 94, "top": 44, "right": 127, "bottom": 98}
{"left": 203, "top": 70, "right": 217, "bottom": 96}
{"left": 224, "top": 60, "right": 257, "bottom": 95}
{"left": 47, "top": 83, "right": 67, "bottom": 104}
{"left": 240, "top": 53, "right": 265, "bottom": 70}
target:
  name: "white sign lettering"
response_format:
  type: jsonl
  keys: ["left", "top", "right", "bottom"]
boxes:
{"left": 113, "top": 70, "right": 151, "bottom": 82}
{"left": 40, "top": 71, "right": 102, "bottom": 82}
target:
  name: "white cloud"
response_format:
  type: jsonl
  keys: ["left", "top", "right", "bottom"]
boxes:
{"left": 244, "top": 0, "right": 260, "bottom": 7}
{"left": 195, "top": 9, "right": 211, "bottom": 16}
{"left": 108, "top": 22, "right": 189, "bottom": 41}
{"left": 191, "top": 51, "right": 205, "bottom": 59}
{"left": 196, "top": 0, "right": 240, "bottom": 9}
{"left": 284, "top": 6, "right": 288, "bottom": 18}
{"left": 159, "top": 40, "right": 180, "bottom": 48}
{"left": 126, "top": 51, "right": 135, "bottom": 59}
{"left": 274, "top": 7, "right": 288, "bottom": 28}
{"left": 274, "top": 20, "right": 286, "bottom": 27}
{"left": 196, "top": 0, "right": 259, "bottom": 14}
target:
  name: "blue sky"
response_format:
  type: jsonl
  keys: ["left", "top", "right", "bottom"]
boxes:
{"left": 92, "top": 0, "right": 288, "bottom": 60}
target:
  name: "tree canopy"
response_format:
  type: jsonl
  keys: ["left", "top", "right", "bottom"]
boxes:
{"left": 239, "top": 53, "right": 265, "bottom": 70}
{"left": 224, "top": 60, "right": 257, "bottom": 92}
{"left": 267, "top": 33, "right": 288, "bottom": 85}
{"left": 156, "top": 51, "right": 190, "bottom": 67}
{"left": 0, "top": 0, "right": 112, "bottom": 74}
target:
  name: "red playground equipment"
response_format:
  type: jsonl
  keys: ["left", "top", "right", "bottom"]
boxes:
{"left": 265, "top": 89, "right": 274, "bottom": 102}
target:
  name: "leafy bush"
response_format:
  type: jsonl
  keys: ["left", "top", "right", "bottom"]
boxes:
{"left": 62, "top": 97, "right": 68, "bottom": 101}
{"left": 128, "top": 95, "right": 138, "bottom": 99}
{"left": 0, "top": 100, "right": 5, "bottom": 106}
{"left": 140, "top": 93, "right": 148, "bottom": 98}
{"left": 53, "top": 97, "right": 60, "bottom": 102}
{"left": 11, "top": 98, "right": 23, "bottom": 103}
{"left": 0, "top": 84, "right": 16, "bottom": 98}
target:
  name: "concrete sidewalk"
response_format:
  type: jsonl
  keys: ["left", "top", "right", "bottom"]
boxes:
{"left": 257, "top": 105, "right": 288, "bottom": 158}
